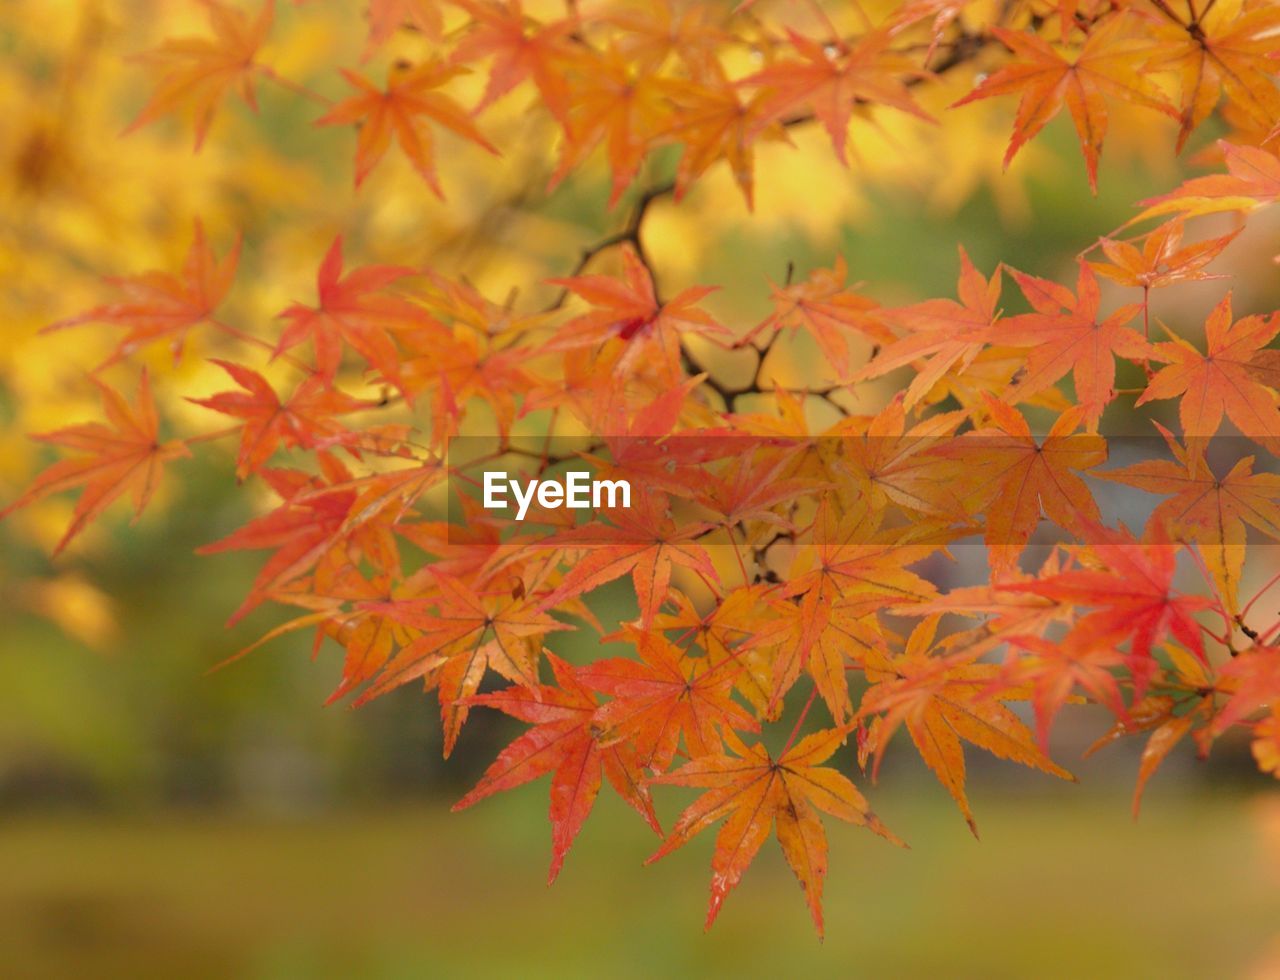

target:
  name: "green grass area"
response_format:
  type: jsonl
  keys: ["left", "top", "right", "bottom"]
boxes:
{"left": 2, "top": 789, "right": 1277, "bottom": 979}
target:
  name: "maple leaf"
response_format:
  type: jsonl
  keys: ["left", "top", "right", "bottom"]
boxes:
{"left": 744, "top": 256, "right": 891, "bottom": 377}
{"left": 354, "top": 571, "right": 568, "bottom": 752}
{"left": 859, "top": 617, "right": 1074, "bottom": 835}
{"left": 825, "top": 395, "right": 969, "bottom": 520}
{"left": 1133, "top": 141, "right": 1280, "bottom": 223}
{"left": 578, "top": 626, "right": 759, "bottom": 771}
{"left": 1006, "top": 524, "right": 1213, "bottom": 694}
{"left": 998, "top": 261, "right": 1147, "bottom": 424}
{"left": 311, "top": 561, "right": 416, "bottom": 699}
{"left": 657, "top": 73, "right": 787, "bottom": 210}
{"left": 43, "top": 222, "right": 240, "bottom": 366}
{"left": 1090, "top": 218, "right": 1239, "bottom": 292}
{"left": 1, "top": 371, "right": 189, "bottom": 555}
{"left": 1131, "top": 699, "right": 1210, "bottom": 811}
{"left": 196, "top": 453, "right": 414, "bottom": 625}
{"left": 743, "top": 27, "right": 932, "bottom": 164}
{"left": 318, "top": 60, "right": 498, "bottom": 195}
{"left": 1086, "top": 687, "right": 1215, "bottom": 814}
{"left": 223, "top": 553, "right": 418, "bottom": 699}
{"left": 401, "top": 330, "right": 536, "bottom": 443}
{"left": 1003, "top": 633, "right": 1127, "bottom": 751}
{"left": 605, "top": 0, "right": 730, "bottom": 76}
{"left": 1098, "top": 422, "right": 1280, "bottom": 611}
{"left": 365, "top": 0, "right": 443, "bottom": 59}
{"left": 903, "top": 549, "right": 1077, "bottom": 638}
{"left": 537, "top": 490, "right": 719, "bottom": 628}
{"left": 653, "top": 586, "right": 784, "bottom": 719}
{"left": 952, "top": 19, "right": 1177, "bottom": 191}
{"left": 765, "top": 499, "right": 941, "bottom": 721}
{"left": 1137, "top": 293, "right": 1280, "bottom": 449}
{"left": 545, "top": 244, "right": 730, "bottom": 383}
{"left": 126, "top": 0, "right": 274, "bottom": 149}
{"left": 454, "top": 653, "right": 661, "bottom": 882}
{"left": 854, "top": 245, "right": 999, "bottom": 408}
{"left": 692, "top": 445, "right": 813, "bottom": 530}
{"left": 935, "top": 397, "right": 1106, "bottom": 576}
{"left": 779, "top": 498, "right": 941, "bottom": 610}
{"left": 647, "top": 726, "right": 900, "bottom": 936}
{"left": 1211, "top": 642, "right": 1280, "bottom": 735}
{"left": 1143, "top": 0, "right": 1280, "bottom": 147}
{"left": 275, "top": 237, "right": 423, "bottom": 386}
{"left": 189, "top": 359, "right": 373, "bottom": 479}
{"left": 450, "top": 0, "right": 579, "bottom": 121}
{"left": 749, "top": 591, "right": 888, "bottom": 725}
{"left": 549, "top": 45, "right": 672, "bottom": 206}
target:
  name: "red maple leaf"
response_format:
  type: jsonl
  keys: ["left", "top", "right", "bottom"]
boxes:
{"left": 454, "top": 652, "right": 661, "bottom": 882}
{"left": 275, "top": 237, "right": 421, "bottom": 386}
{"left": 546, "top": 244, "right": 729, "bottom": 382}
{"left": 1007, "top": 524, "right": 1213, "bottom": 694}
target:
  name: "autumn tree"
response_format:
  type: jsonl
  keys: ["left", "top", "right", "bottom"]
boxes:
{"left": 4, "top": 0, "right": 1280, "bottom": 937}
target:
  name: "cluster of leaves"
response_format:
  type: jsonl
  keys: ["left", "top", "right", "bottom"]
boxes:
{"left": 6, "top": 0, "right": 1280, "bottom": 937}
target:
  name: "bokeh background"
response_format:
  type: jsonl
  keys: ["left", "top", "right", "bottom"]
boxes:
{"left": 2, "top": 1, "right": 1279, "bottom": 977}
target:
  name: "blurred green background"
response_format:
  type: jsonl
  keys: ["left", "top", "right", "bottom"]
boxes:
{"left": 3, "top": 2, "right": 1280, "bottom": 977}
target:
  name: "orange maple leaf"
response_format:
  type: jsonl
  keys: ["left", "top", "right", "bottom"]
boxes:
{"left": 354, "top": 571, "right": 568, "bottom": 754}
{"left": 197, "top": 454, "right": 413, "bottom": 626}
{"left": 952, "top": 19, "right": 1177, "bottom": 191}
{"left": 1003, "top": 632, "right": 1127, "bottom": 751}
{"left": 1, "top": 371, "right": 189, "bottom": 554}
{"left": 43, "top": 221, "right": 240, "bottom": 366}
{"left": 546, "top": 243, "right": 730, "bottom": 382}
{"left": 1137, "top": 292, "right": 1280, "bottom": 448}
{"left": 657, "top": 72, "right": 787, "bottom": 210}
{"left": 647, "top": 726, "right": 900, "bottom": 936}
{"left": 189, "top": 359, "right": 375, "bottom": 479}
{"left": 859, "top": 616, "right": 1074, "bottom": 835}
{"left": 1133, "top": 141, "right": 1280, "bottom": 223}
{"left": 1007, "top": 524, "right": 1213, "bottom": 693}
{"left": 126, "top": 0, "right": 274, "bottom": 149}
{"left": 549, "top": 45, "right": 672, "bottom": 206}
{"left": 604, "top": 0, "right": 731, "bottom": 76}
{"left": 455, "top": 652, "right": 662, "bottom": 882}
{"left": 537, "top": 489, "right": 719, "bottom": 628}
{"left": 579, "top": 626, "right": 759, "bottom": 770}
{"left": 318, "top": 60, "right": 498, "bottom": 194}
{"left": 1098, "top": 422, "right": 1280, "bottom": 611}
{"left": 855, "top": 245, "right": 999, "bottom": 408}
{"left": 743, "top": 27, "right": 932, "bottom": 164}
{"left": 1090, "top": 218, "right": 1239, "bottom": 292}
{"left": 450, "top": 0, "right": 580, "bottom": 120}
{"left": 1144, "top": 0, "right": 1280, "bottom": 147}
{"left": 936, "top": 397, "right": 1106, "bottom": 576}
{"left": 998, "top": 261, "right": 1147, "bottom": 424}
{"left": 275, "top": 237, "right": 423, "bottom": 387}
{"left": 365, "top": 0, "right": 443, "bottom": 58}
{"left": 744, "top": 255, "right": 891, "bottom": 377}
